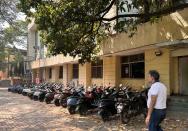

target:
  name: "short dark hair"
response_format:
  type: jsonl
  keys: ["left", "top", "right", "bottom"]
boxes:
{"left": 149, "top": 70, "right": 160, "bottom": 82}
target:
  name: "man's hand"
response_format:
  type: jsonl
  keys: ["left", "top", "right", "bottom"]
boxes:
{"left": 145, "top": 115, "right": 151, "bottom": 127}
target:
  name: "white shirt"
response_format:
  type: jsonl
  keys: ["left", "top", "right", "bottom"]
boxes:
{"left": 147, "top": 82, "right": 167, "bottom": 109}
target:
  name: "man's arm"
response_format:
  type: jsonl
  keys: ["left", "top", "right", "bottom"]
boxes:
{"left": 145, "top": 95, "right": 157, "bottom": 127}
{"left": 148, "top": 95, "right": 157, "bottom": 116}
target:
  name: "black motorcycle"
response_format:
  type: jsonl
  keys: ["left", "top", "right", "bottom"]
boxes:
{"left": 76, "top": 86, "right": 103, "bottom": 115}
{"left": 118, "top": 87, "right": 149, "bottom": 124}
{"left": 44, "top": 83, "right": 56, "bottom": 104}
{"left": 98, "top": 87, "right": 118, "bottom": 121}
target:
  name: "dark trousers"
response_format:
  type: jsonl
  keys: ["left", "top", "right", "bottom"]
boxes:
{"left": 149, "top": 109, "right": 166, "bottom": 131}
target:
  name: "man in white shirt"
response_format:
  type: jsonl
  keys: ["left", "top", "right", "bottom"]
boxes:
{"left": 145, "top": 70, "right": 167, "bottom": 131}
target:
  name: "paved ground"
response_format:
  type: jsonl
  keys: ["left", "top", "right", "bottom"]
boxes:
{"left": 0, "top": 87, "right": 188, "bottom": 131}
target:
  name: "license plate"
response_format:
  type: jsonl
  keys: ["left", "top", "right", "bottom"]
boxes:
{"left": 117, "top": 105, "right": 123, "bottom": 113}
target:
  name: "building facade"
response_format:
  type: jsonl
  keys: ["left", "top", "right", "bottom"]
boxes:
{"left": 28, "top": 7, "right": 188, "bottom": 96}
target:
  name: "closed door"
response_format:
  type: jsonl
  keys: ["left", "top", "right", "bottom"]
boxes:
{"left": 179, "top": 57, "right": 188, "bottom": 95}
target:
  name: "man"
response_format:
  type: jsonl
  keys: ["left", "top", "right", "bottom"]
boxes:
{"left": 145, "top": 70, "right": 167, "bottom": 131}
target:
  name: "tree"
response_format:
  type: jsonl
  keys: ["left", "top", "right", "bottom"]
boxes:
{"left": 0, "top": 20, "right": 27, "bottom": 71}
{"left": 0, "top": 0, "right": 20, "bottom": 33}
{"left": 18, "top": 0, "right": 188, "bottom": 63}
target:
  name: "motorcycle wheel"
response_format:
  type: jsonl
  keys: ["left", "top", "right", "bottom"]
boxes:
{"left": 120, "top": 109, "right": 130, "bottom": 124}
{"left": 68, "top": 106, "right": 76, "bottom": 114}
{"left": 18, "top": 90, "right": 22, "bottom": 94}
{"left": 60, "top": 99, "right": 67, "bottom": 108}
{"left": 78, "top": 105, "right": 87, "bottom": 116}
{"left": 22, "top": 92, "right": 27, "bottom": 96}
{"left": 39, "top": 96, "right": 44, "bottom": 102}
{"left": 28, "top": 94, "right": 33, "bottom": 100}
{"left": 33, "top": 96, "right": 38, "bottom": 101}
{"left": 100, "top": 110, "right": 110, "bottom": 122}
{"left": 142, "top": 108, "right": 147, "bottom": 118}
{"left": 44, "top": 98, "right": 51, "bottom": 104}
{"left": 54, "top": 99, "right": 60, "bottom": 106}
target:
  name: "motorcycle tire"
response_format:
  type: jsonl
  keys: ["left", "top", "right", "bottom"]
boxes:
{"left": 68, "top": 106, "right": 76, "bottom": 115}
{"left": 39, "top": 96, "right": 44, "bottom": 102}
{"left": 44, "top": 98, "right": 51, "bottom": 104}
{"left": 54, "top": 99, "right": 60, "bottom": 106}
{"left": 60, "top": 99, "right": 67, "bottom": 108}
{"left": 100, "top": 110, "right": 110, "bottom": 122}
{"left": 33, "top": 96, "right": 38, "bottom": 101}
{"left": 120, "top": 109, "right": 130, "bottom": 124}
{"left": 28, "top": 94, "right": 33, "bottom": 100}
{"left": 142, "top": 108, "right": 147, "bottom": 118}
{"left": 78, "top": 105, "right": 87, "bottom": 116}
{"left": 22, "top": 92, "right": 27, "bottom": 96}
{"left": 18, "top": 90, "right": 22, "bottom": 94}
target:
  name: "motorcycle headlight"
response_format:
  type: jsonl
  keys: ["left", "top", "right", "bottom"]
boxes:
{"left": 117, "top": 104, "right": 123, "bottom": 110}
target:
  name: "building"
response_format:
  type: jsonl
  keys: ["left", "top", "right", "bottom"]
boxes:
{"left": 28, "top": 7, "right": 188, "bottom": 96}
{"left": 0, "top": 48, "right": 27, "bottom": 81}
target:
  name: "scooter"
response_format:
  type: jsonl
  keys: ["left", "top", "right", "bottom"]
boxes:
{"left": 27, "top": 85, "right": 39, "bottom": 99}
{"left": 98, "top": 86, "right": 118, "bottom": 122}
{"left": 67, "top": 86, "right": 85, "bottom": 114}
{"left": 38, "top": 84, "right": 52, "bottom": 102}
{"left": 44, "top": 83, "right": 56, "bottom": 104}
{"left": 33, "top": 83, "right": 48, "bottom": 101}
{"left": 58, "top": 85, "right": 74, "bottom": 107}
{"left": 22, "top": 83, "right": 35, "bottom": 96}
{"left": 53, "top": 84, "right": 64, "bottom": 106}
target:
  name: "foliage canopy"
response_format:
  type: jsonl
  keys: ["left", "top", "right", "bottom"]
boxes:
{"left": 18, "top": 0, "right": 188, "bottom": 63}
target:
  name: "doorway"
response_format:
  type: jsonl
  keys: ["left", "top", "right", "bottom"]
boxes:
{"left": 179, "top": 56, "right": 188, "bottom": 95}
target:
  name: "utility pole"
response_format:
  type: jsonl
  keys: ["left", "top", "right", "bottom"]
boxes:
{"left": 7, "top": 51, "right": 10, "bottom": 78}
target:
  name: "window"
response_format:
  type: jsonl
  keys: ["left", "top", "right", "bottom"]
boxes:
{"left": 73, "top": 64, "right": 79, "bottom": 79}
{"left": 121, "top": 54, "right": 145, "bottom": 78}
{"left": 92, "top": 60, "right": 103, "bottom": 78}
{"left": 59, "top": 66, "right": 63, "bottom": 79}
{"left": 49, "top": 68, "right": 52, "bottom": 79}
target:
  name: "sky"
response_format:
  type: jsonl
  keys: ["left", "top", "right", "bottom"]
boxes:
{"left": 2, "top": 12, "right": 26, "bottom": 28}
{"left": 3, "top": 12, "right": 27, "bottom": 50}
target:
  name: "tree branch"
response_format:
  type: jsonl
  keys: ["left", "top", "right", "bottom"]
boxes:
{"left": 100, "top": 3, "right": 188, "bottom": 22}
{"left": 95, "top": 0, "right": 116, "bottom": 17}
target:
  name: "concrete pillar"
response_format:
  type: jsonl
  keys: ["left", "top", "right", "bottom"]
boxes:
{"left": 103, "top": 56, "right": 119, "bottom": 86}
{"left": 79, "top": 63, "right": 91, "bottom": 87}
{"left": 52, "top": 66, "right": 59, "bottom": 82}
{"left": 63, "top": 64, "right": 73, "bottom": 85}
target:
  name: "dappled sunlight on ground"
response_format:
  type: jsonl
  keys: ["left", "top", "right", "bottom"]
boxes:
{"left": 0, "top": 88, "right": 188, "bottom": 131}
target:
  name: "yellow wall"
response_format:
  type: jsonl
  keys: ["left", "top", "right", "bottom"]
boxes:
{"left": 120, "top": 79, "right": 145, "bottom": 90}
{"left": 102, "top": 8, "right": 188, "bottom": 55}
{"left": 91, "top": 79, "right": 103, "bottom": 86}
{"left": 79, "top": 63, "right": 91, "bottom": 86}
{"left": 61, "top": 64, "right": 73, "bottom": 85}
{"left": 170, "top": 57, "right": 179, "bottom": 94}
{"left": 145, "top": 48, "right": 171, "bottom": 95}
{"left": 52, "top": 66, "right": 59, "bottom": 82}
{"left": 31, "top": 54, "right": 79, "bottom": 69}
{"left": 103, "top": 56, "right": 118, "bottom": 86}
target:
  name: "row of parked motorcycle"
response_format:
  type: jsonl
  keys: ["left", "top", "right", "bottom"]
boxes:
{"left": 8, "top": 82, "right": 149, "bottom": 124}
